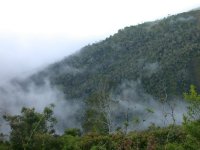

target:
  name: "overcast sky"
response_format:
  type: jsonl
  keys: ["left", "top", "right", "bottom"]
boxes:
{"left": 0, "top": 0, "right": 200, "bottom": 81}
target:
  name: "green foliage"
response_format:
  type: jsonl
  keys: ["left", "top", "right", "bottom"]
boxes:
{"left": 82, "top": 91, "right": 109, "bottom": 134}
{"left": 61, "top": 135, "right": 81, "bottom": 150}
{"left": 164, "top": 143, "right": 184, "bottom": 150}
{"left": 80, "top": 133, "right": 115, "bottom": 150}
{"left": 184, "top": 120, "right": 200, "bottom": 140}
{"left": 90, "top": 145, "right": 107, "bottom": 150}
{"left": 0, "top": 141, "right": 10, "bottom": 150}
{"left": 3, "top": 104, "right": 57, "bottom": 150}
{"left": 128, "top": 125, "right": 185, "bottom": 150}
{"left": 82, "top": 109, "right": 108, "bottom": 134}
{"left": 183, "top": 121, "right": 200, "bottom": 149}
{"left": 184, "top": 85, "right": 200, "bottom": 101}
{"left": 184, "top": 85, "right": 200, "bottom": 120}
{"left": 182, "top": 85, "right": 200, "bottom": 149}
{"left": 64, "top": 128, "right": 81, "bottom": 137}
{"left": 1, "top": 111, "right": 198, "bottom": 150}
{"left": 31, "top": 133, "right": 63, "bottom": 150}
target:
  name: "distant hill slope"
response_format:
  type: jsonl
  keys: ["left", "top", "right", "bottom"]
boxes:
{"left": 28, "top": 9, "right": 200, "bottom": 101}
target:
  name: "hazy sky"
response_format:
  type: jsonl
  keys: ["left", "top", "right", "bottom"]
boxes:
{"left": 0, "top": 0, "right": 200, "bottom": 81}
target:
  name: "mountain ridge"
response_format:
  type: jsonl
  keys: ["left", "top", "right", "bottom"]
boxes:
{"left": 26, "top": 9, "right": 200, "bottom": 101}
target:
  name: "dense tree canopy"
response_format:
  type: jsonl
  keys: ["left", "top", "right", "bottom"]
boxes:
{"left": 26, "top": 10, "right": 200, "bottom": 101}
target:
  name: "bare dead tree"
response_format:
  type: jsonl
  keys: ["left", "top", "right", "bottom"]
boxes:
{"left": 159, "top": 83, "right": 178, "bottom": 150}
{"left": 96, "top": 79, "right": 116, "bottom": 134}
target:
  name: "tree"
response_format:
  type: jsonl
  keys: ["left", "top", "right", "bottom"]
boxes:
{"left": 82, "top": 92, "right": 109, "bottom": 134}
{"left": 183, "top": 85, "right": 200, "bottom": 120}
{"left": 182, "top": 85, "right": 200, "bottom": 149}
{"left": 3, "top": 104, "right": 57, "bottom": 150}
{"left": 82, "top": 79, "right": 116, "bottom": 134}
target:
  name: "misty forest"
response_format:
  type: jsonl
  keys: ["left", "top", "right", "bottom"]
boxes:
{"left": 1, "top": 9, "right": 200, "bottom": 150}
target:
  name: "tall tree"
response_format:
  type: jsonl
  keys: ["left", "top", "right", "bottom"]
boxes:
{"left": 3, "top": 104, "right": 57, "bottom": 150}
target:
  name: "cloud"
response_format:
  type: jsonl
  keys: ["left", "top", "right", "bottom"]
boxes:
{"left": 0, "top": 79, "right": 84, "bottom": 135}
{"left": 0, "top": 0, "right": 199, "bottom": 38}
{"left": 142, "top": 62, "right": 160, "bottom": 77}
{"left": 0, "top": 35, "right": 98, "bottom": 84}
{"left": 110, "top": 80, "right": 187, "bottom": 131}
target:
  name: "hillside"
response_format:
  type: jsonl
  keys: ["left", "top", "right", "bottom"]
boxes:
{"left": 29, "top": 9, "right": 200, "bottom": 100}
{"left": 12, "top": 9, "right": 200, "bottom": 133}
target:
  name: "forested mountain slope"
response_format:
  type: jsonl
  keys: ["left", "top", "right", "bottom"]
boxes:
{"left": 29, "top": 9, "right": 200, "bottom": 101}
